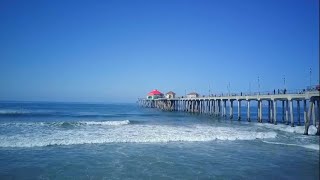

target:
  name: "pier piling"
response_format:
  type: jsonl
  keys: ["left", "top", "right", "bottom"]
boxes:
{"left": 247, "top": 100, "right": 250, "bottom": 122}
{"left": 238, "top": 100, "right": 241, "bottom": 121}
{"left": 273, "top": 100, "right": 277, "bottom": 125}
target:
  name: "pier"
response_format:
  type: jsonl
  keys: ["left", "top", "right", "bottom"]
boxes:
{"left": 138, "top": 89, "right": 320, "bottom": 135}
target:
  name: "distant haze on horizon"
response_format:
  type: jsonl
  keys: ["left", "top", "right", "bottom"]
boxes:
{"left": 0, "top": 0, "right": 319, "bottom": 103}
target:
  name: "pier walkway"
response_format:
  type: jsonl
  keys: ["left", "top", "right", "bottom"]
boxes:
{"left": 138, "top": 90, "right": 320, "bottom": 135}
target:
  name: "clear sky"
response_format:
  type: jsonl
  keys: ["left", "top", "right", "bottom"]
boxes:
{"left": 0, "top": 0, "right": 319, "bottom": 102}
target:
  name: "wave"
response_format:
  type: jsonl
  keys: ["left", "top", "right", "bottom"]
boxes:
{"left": 0, "top": 109, "right": 30, "bottom": 115}
{"left": 81, "top": 120, "right": 130, "bottom": 126}
{"left": 262, "top": 141, "right": 319, "bottom": 151}
{"left": 255, "top": 123, "right": 318, "bottom": 135}
{"left": 0, "top": 109, "right": 152, "bottom": 118}
{"left": 0, "top": 120, "right": 131, "bottom": 128}
{"left": 0, "top": 124, "right": 277, "bottom": 148}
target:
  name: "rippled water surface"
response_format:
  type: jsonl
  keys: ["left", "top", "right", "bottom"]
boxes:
{"left": 0, "top": 102, "right": 319, "bottom": 179}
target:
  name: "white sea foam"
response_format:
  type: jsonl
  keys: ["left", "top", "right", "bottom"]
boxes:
{"left": 255, "top": 123, "right": 318, "bottom": 135}
{"left": 82, "top": 120, "right": 130, "bottom": 126}
{"left": 262, "top": 141, "right": 319, "bottom": 151}
{"left": 0, "top": 124, "right": 277, "bottom": 148}
{"left": 0, "top": 120, "right": 131, "bottom": 127}
{"left": 0, "top": 109, "right": 29, "bottom": 115}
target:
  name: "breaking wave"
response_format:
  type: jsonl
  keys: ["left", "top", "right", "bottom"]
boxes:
{"left": 0, "top": 109, "right": 152, "bottom": 118}
{"left": 0, "top": 120, "right": 131, "bottom": 128}
{"left": 255, "top": 123, "right": 318, "bottom": 135}
{"left": 262, "top": 141, "right": 319, "bottom": 151}
{"left": 0, "top": 109, "right": 30, "bottom": 115}
{"left": 0, "top": 124, "right": 277, "bottom": 148}
{"left": 82, "top": 120, "right": 130, "bottom": 126}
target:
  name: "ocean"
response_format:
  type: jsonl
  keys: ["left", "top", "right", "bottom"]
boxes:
{"left": 0, "top": 102, "right": 319, "bottom": 179}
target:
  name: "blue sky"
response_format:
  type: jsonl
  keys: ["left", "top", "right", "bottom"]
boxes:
{"left": 0, "top": 0, "right": 319, "bottom": 102}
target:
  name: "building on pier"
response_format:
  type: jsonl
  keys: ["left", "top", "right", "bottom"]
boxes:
{"left": 187, "top": 92, "right": 199, "bottom": 98}
{"left": 166, "top": 91, "right": 176, "bottom": 99}
{"left": 147, "top": 89, "right": 164, "bottom": 100}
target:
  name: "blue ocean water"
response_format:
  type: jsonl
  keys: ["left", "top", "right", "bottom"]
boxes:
{"left": 0, "top": 102, "right": 319, "bottom": 179}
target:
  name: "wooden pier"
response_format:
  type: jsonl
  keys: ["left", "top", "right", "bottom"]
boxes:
{"left": 138, "top": 90, "right": 320, "bottom": 135}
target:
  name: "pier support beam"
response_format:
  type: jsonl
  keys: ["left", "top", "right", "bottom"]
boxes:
{"left": 210, "top": 100, "right": 213, "bottom": 115}
{"left": 214, "top": 100, "right": 216, "bottom": 116}
{"left": 315, "top": 99, "right": 320, "bottom": 126}
{"left": 304, "top": 100, "right": 314, "bottom": 135}
{"left": 201, "top": 100, "right": 204, "bottom": 114}
{"left": 273, "top": 100, "right": 277, "bottom": 125}
{"left": 186, "top": 101, "right": 188, "bottom": 112}
{"left": 270, "top": 100, "right": 274, "bottom": 123}
{"left": 205, "top": 100, "right": 208, "bottom": 114}
{"left": 270, "top": 101, "right": 274, "bottom": 123}
{"left": 187, "top": 100, "right": 189, "bottom": 112}
{"left": 209, "top": 100, "right": 212, "bottom": 115}
{"left": 202, "top": 100, "right": 205, "bottom": 114}
{"left": 285, "top": 100, "right": 289, "bottom": 125}
{"left": 259, "top": 100, "right": 263, "bottom": 123}
{"left": 213, "top": 100, "right": 217, "bottom": 116}
{"left": 237, "top": 100, "right": 241, "bottom": 121}
{"left": 196, "top": 100, "right": 199, "bottom": 113}
{"left": 257, "top": 100, "right": 262, "bottom": 123}
{"left": 218, "top": 100, "right": 221, "bottom": 116}
{"left": 297, "top": 100, "right": 301, "bottom": 125}
{"left": 257, "top": 100, "right": 260, "bottom": 122}
{"left": 206, "top": 100, "right": 209, "bottom": 114}
{"left": 304, "top": 100, "right": 307, "bottom": 124}
{"left": 289, "top": 100, "right": 294, "bottom": 127}
{"left": 230, "top": 100, "right": 234, "bottom": 119}
{"left": 312, "top": 101, "right": 316, "bottom": 126}
{"left": 213, "top": 100, "right": 215, "bottom": 116}
{"left": 268, "top": 101, "right": 271, "bottom": 123}
{"left": 185, "top": 101, "right": 188, "bottom": 112}
{"left": 247, "top": 100, "right": 250, "bottom": 122}
{"left": 223, "top": 100, "right": 227, "bottom": 117}
{"left": 282, "top": 101, "right": 285, "bottom": 123}
{"left": 317, "top": 100, "right": 320, "bottom": 135}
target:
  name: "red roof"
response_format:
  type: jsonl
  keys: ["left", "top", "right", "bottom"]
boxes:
{"left": 148, "top": 89, "right": 163, "bottom": 96}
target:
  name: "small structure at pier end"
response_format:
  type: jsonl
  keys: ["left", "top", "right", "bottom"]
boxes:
{"left": 147, "top": 89, "right": 164, "bottom": 100}
{"left": 166, "top": 91, "right": 176, "bottom": 99}
{"left": 187, "top": 92, "right": 199, "bottom": 98}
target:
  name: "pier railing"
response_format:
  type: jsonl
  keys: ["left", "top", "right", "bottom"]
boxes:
{"left": 197, "top": 85, "right": 319, "bottom": 98}
{"left": 174, "top": 89, "right": 318, "bottom": 99}
{"left": 138, "top": 85, "right": 319, "bottom": 100}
